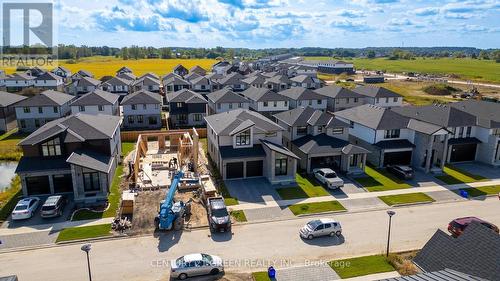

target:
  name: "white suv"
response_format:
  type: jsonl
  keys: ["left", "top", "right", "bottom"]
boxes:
{"left": 313, "top": 168, "right": 344, "bottom": 189}
{"left": 300, "top": 218, "right": 342, "bottom": 240}
{"left": 11, "top": 197, "right": 40, "bottom": 220}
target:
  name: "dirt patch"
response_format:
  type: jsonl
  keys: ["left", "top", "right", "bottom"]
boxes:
{"left": 176, "top": 190, "right": 209, "bottom": 228}
{"left": 387, "top": 250, "right": 419, "bottom": 276}
{"left": 219, "top": 272, "right": 254, "bottom": 281}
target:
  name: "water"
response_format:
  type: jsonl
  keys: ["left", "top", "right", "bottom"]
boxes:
{"left": 0, "top": 162, "right": 17, "bottom": 192}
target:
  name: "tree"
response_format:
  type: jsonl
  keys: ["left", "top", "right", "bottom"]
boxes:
{"left": 367, "top": 50, "right": 376, "bottom": 59}
{"left": 479, "top": 50, "right": 490, "bottom": 60}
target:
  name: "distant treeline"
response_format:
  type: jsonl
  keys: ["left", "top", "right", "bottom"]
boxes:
{"left": 54, "top": 45, "right": 500, "bottom": 61}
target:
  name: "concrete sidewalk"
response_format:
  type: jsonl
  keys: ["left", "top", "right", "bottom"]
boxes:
{"left": 0, "top": 217, "right": 114, "bottom": 236}
{"left": 230, "top": 178, "right": 500, "bottom": 211}
{"left": 342, "top": 271, "right": 400, "bottom": 281}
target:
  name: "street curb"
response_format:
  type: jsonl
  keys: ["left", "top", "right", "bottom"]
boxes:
{"left": 295, "top": 209, "right": 348, "bottom": 217}
{"left": 389, "top": 201, "right": 435, "bottom": 208}
{"left": 55, "top": 233, "right": 127, "bottom": 245}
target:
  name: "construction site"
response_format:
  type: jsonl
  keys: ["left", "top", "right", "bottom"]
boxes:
{"left": 119, "top": 128, "right": 218, "bottom": 235}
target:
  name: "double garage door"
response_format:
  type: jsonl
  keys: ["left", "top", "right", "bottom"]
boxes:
{"left": 25, "top": 174, "right": 73, "bottom": 196}
{"left": 226, "top": 160, "right": 263, "bottom": 179}
{"left": 383, "top": 151, "right": 412, "bottom": 166}
{"left": 450, "top": 144, "right": 477, "bottom": 162}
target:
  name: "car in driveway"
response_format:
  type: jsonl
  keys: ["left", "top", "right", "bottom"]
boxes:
{"left": 313, "top": 168, "right": 344, "bottom": 189}
{"left": 11, "top": 197, "right": 40, "bottom": 220}
{"left": 387, "top": 165, "right": 414, "bottom": 180}
{"left": 207, "top": 197, "right": 231, "bottom": 232}
{"left": 300, "top": 218, "right": 342, "bottom": 240}
{"left": 448, "top": 217, "right": 499, "bottom": 237}
{"left": 40, "top": 195, "right": 67, "bottom": 218}
{"left": 170, "top": 253, "right": 224, "bottom": 280}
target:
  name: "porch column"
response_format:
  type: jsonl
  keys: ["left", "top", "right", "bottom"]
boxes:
{"left": 424, "top": 137, "right": 433, "bottom": 173}
{"left": 362, "top": 154, "right": 367, "bottom": 170}
{"left": 48, "top": 174, "right": 55, "bottom": 194}
{"left": 442, "top": 134, "right": 449, "bottom": 169}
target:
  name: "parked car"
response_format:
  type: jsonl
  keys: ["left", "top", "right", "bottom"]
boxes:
{"left": 170, "top": 253, "right": 224, "bottom": 280}
{"left": 448, "top": 217, "right": 499, "bottom": 237}
{"left": 313, "top": 168, "right": 344, "bottom": 189}
{"left": 387, "top": 165, "right": 414, "bottom": 180}
{"left": 11, "top": 197, "right": 40, "bottom": 220}
{"left": 299, "top": 218, "right": 342, "bottom": 240}
{"left": 207, "top": 197, "right": 231, "bottom": 232}
{"left": 40, "top": 195, "right": 67, "bottom": 218}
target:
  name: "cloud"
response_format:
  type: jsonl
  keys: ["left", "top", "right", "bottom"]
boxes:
{"left": 152, "top": 1, "right": 209, "bottom": 23}
{"left": 337, "top": 9, "right": 365, "bottom": 18}
{"left": 389, "top": 18, "right": 414, "bottom": 26}
{"left": 93, "top": 12, "right": 164, "bottom": 32}
{"left": 330, "top": 19, "right": 373, "bottom": 32}
{"left": 414, "top": 7, "right": 439, "bottom": 16}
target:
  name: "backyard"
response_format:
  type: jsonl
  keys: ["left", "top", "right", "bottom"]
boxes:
{"left": 353, "top": 166, "right": 411, "bottom": 192}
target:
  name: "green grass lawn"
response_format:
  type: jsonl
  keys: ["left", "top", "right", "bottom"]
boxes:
{"left": 0, "top": 130, "right": 27, "bottom": 161}
{"left": 288, "top": 201, "right": 346, "bottom": 216}
{"left": 436, "top": 164, "right": 488, "bottom": 185}
{"left": 121, "top": 142, "right": 136, "bottom": 158}
{"left": 329, "top": 255, "right": 395, "bottom": 278}
{"left": 378, "top": 193, "right": 435, "bottom": 206}
{"left": 56, "top": 224, "right": 112, "bottom": 242}
{"left": 230, "top": 210, "right": 247, "bottom": 222}
{"left": 252, "top": 272, "right": 271, "bottom": 281}
{"left": 276, "top": 174, "right": 329, "bottom": 199}
{"left": 224, "top": 197, "right": 239, "bottom": 206}
{"left": 353, "top": 166, "right": 411, "bottom": 192}
{"left": 456, "top": 185, "right": 500, "bottom": 197}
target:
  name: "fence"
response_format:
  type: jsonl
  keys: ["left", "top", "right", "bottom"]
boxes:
{"left": 121, "top": 128, "right": 207, "bottom": 142}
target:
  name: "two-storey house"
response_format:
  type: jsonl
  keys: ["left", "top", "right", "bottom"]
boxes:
{"left": 353, "top": 86, "right": 403, "bottom": 108}
{"left": 218, "top": 72, "right": 246, "bottom": 92}
{"left": 189, "top": 65, "right": 206, "bottom": 76}
{"left": 207, "top": 88, "right": 250, "bottom": 115}
{"left": 167, "top": 89, "right": 207, "bottom": 128}
{"left": 242, "top": 74, "right": 267, "bottom": 89}
{"left": 15, "top": 113, "right": 122, "bottom": 205}
{"left": 189, "top": 76, "right": 212, "bottom": 94}
{"left": 71, "top": 89, "right": 120, "bottom": 116}
{"left": 278, "top": 87, "right": 327, "bottom": 111}
{"left": 205, "top": 109, "right": 298, "bottom": 183}
{"left": 3, "top": 73, "right": 35, "bottom": 92}
{"left": 68, "top": 76, "right": 102, "bottom": 96}
{"left": 100, "top": 76, "right": 132, "bottom": 98}
{"left": 132, "top": 75, "right": 160, "bottom": 93}
{"left": 290, "top": 75, "right": 322, "bottom": 89}
{"left": 264, "top": 75, "right": 292, "bottom": 92}
{"left": 51, "top": 66, "right": 72, "bottom": 81}
{"left": 163, "top": 74, "right": 190, "bottom": 93}
{"left": 240, "top": 87, "right": 290, "bottom": 118}
{"left": 14, "top": 90, "right": 74, "bottom": 133}
{"left": 121, "top": 90, "right": 162, "bottom": 130}
{"left": 314, "top": 85, "right": 365, "bottom": 112}
{"left": 34, "top": 72, "right": 64, "bottom": 91}
{"left": 0, "top": 91, "right": 27, "bottom": 133}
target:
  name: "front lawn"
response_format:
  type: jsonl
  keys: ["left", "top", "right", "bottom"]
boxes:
{"left": 224, "top": 197, "right": 239, "bottom": 206}
{"left": 378, "top": 192, "right": 435, "bottom": 206}
{"left": 353, "top": 166, "right": 411, "bottom": 192}
{"left": 436, "top": 164, "right": 487, "bottom": 185}
{"left": 56, "top": 224, "right": 112, "bottom": 242}
{"left": 230, "top": 210, "right": 247, "bottom": 222}
{"left": 456, "top": 185, "right": 500, "bottom": 197}
{"left": 329, "top": 255, "right": 395, "bottom": 279}
{"left": 288, "top": 201, "right": 346, "bottom": 216}
{"left": 276, "top": 174, "right": 329, "bottom": 200}
{"left": 252, "top": 272, "right": 271, "bottom": 281}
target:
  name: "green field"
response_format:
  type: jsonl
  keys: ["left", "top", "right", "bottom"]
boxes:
{"left": 305, "top": 57, "right": 500, "bottom": 83}
{"left": 2, "top": 56, "right": 218, "bottom": 79}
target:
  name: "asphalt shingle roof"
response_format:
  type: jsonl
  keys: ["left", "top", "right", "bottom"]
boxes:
{"left": 71, "top": 89, "right": 119, "bottom": 106}
{"left": 207, "top": 88, "right": 248, "bottom": 104}
{"left": 261, "top": 140, "right": 299, "bottom": 159}
{"left": 278, "top": 87, "right": 325, "bottom": 101}
{"left": 163, "top": 74, "right": 190, "bottom": 85}
{"left": 167, "top": 89, "right": 207, "bottom": 104}
{"left": 393, "top": 104, "right": 477, "bottom": 128}
{"left": 77, "top": 76, "right": 101, "bottom": 87}
{"left": 66, "top": 150, "right": 113, "bottom": 173}
{"left": 353, "top": 86, "right": 401, "bottom": 98}
{"left": 15, "top": 90, "right": 74, "bottom": 107}
{"left": 292, "top": 133, "right": 350, "bottom": 155}
{"left": 121, "top": 90, "right": 162, "bottom": 105}
{"left": 241, "top": 87, "right": 289, "bottom": 102}
{"left": 34, "top": 72, "right": 61, "bottom": 81}
{"left": 219, "top": 144, "right": 266, "bottom": 159}
{"left": 335, "top": 104, "right": 410, "bottom": 130}
{"left": 205, "top": 109, "right": 284, "bottom": 135}
{"left": 15, "top": 157, "right": 70, "bottom": 173}
{"left": 314, "top": 85, "right": 364, "bottom": 99}
{"left": 218, "top": 72, "right": 244, "bottom": 85}
{"left": 379, "top": 269, "right": 485, "bottom": 281}
{"left": 449, "top": 100, "right": 500, "bottom": 128}
{"left": 0, "top": 91, "right": 27, "bottom": 107}
{"left": 103, "top": 76, "right": 132, "bottom": 86}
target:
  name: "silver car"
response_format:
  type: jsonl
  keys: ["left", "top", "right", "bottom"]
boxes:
{"left": 170, "top": 253, "right": 224, "bottom": 280}
{"left": 299, "top": 218, "right": 342, "bottom": 240}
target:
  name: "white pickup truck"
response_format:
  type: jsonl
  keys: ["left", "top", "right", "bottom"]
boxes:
{"left": 313, "top": 168, "right": 344, "bottom": 189}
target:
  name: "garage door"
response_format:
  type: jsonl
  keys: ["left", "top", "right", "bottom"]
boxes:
{"left": 25, "top": 176, "right": 50, "bottom": 195}
{"left": 226, "top": 162, "right": 244, "bottom": 179}
{"left": 383, "top": 151, "right": 412, "bottom": 166}
{"left": 311, "top": 156, "right": 341, "bottom": 171}
{"left": 450, "top": 144, "right": 477, "bottom": 162}
{"left": 53, "top": 174, "right": 73, "bottom": 193}
{"left": 246, "top": 160, "right": 263, "bottom": 177}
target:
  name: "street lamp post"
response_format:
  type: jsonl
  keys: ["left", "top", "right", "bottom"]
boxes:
{"left": 386, "top": 210, "right": 396, "bottom": 257}
{"left": 81, "top": 244, "right": 92, "bottom": 281}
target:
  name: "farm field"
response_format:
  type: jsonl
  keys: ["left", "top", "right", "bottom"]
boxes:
{"left": 306, "top": 57, "right": 500, "bottom": 84}
{"left": 2, "top": 56, "right": 218, "bottom": 79}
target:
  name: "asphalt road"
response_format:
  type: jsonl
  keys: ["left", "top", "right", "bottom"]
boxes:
{"left": 0, "top": 198, "right": 499, "bottom": 281}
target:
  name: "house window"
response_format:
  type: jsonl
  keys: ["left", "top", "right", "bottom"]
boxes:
{"left": 346, "top": 98, "right": 349, "bottom": 104}
{"left": 53, "top": 106, "right": 58, "bottom": 113}
{"left": 263, "top": 101, "right": 268, "bottom": 107}
{"left": 332, "top": 128, "right": 343, "bottom": 134}
{"left": 194, "top": 114, "right": 202, "bottom": 122}
{"left": 137, "top": 115, "right": 144, "bottom": 123}
{"left": 155, "top": 104, "right": 159, "bottom": 109}
{"left": 386, "top": 98, "right": 389, "bottom": 103}
{"left": 459, "top": 127, "right": 464, "bottom": 136}
{"left": 336, "top": 99, "right": 340, "bottom": 104}
{"left": 98, "top": 105, "right": 104, "bottom": 111}
{"left": 235, "top": 129, "right": 251, "bottom": 146}
{"left": 297, "top": 126, "right": 307, "bottom": 136}
{"left": 128, "top": 115, "right": 135, "bottom": 124}
{"left": 41, "top": 138, "right": 61, "bottom": 156}
{"left": 38, "top": 107, "right": 43, "bottom": 113}
{"left": 317, "top": 99, "right": 322, "bottom": 105}
{"left": 229, "top": 103, "right": 233, "bottom": 109}
{"left": 176, "top": 102, "right": 183, "bottom": 108}
{"left": 393, "top": 97, "right": 398, "bottom": 102}
{"left": 143, "top": 104, "right": 147, "bottom": 110}
{"left": 131, "top": 104, "right": 137, "bottom": 110}
{"left": 317, "top": 126, "right": 323, "bottom": 133}
{"left": 23, "top": 107, "right": 30, "bottom": 113}
{"left": 148, "top": 116, "right": 158, "bottom": 125}
{"left": 308, "top": 100, "right": 312, "bottom": 106}
{"left": 275, "top": 157, "right": 287, "bottom": 176}
{"left": 35, "top": 119, "right": 40, "bottom": 128}
{"left": 238, "top": 103, "right": 243, "bottom": 108}
{"left": 466, "top": 126, "right": 471, "bottom": 137}
{"left": 273, "top": 101, "right": 277, "bottom": 107}
{"left": 79, "top": 106, "right": 85, "bottom": 112}
{"left": 384, "top": 129, "right": 400, "bottom": 139}
{"left": 354, "top": 98, "right": 359, "bottom": 103}
{"left": 217, "top": 103, "right": 221, "bottom": 110}
{"left": 284, "top": 101, "right": 288, "bottom": 107}
{"left": 83, "top": 172, "right": 100, "bottom": 192}
{"left": 178, "top": 114, "right": 187, "bottom": 122}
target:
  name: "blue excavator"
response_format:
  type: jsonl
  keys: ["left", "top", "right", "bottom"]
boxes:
{"left": 155, "top": 171, "right": 185, "bottom": 230}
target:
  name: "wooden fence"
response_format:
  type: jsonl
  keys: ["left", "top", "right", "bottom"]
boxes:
{"left": 121, "top": 128, "right": 207, "bottom": 142}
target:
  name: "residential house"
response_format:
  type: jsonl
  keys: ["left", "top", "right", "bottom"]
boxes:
{"left": 0, "top": 70, "right": 5, "bottom": 88}
{"left": 70, "top": 70, "right": 94, "bottom": 82}
{"left": 68, "top": 76, "right": 102, "bottom": 96}
{"left": 274, "top": 107, "right": 368, "bottom": 174}
{"left": 207, "top": 88, "right": 250, "bottom": 115}
{"left": 0, "top": 91, "right": 27, "bottom": 133}
{"left": 218, "top": 72, "right": 246, "bottom": 92}
{"left": 121, "top": 90, "right": 163, "bottom": 130}
{"left": 287, "top": 65, "right": 317, "bottom": 77}
{"left": 353, "top": 86, "right": 403, "bottom": 107}
{"left": 173, "top": 64, "right": 189, "bottom": 77}
{"left": 290, "top": 75, "right": 322, "bottom": 89}
{"left": 116, "top": 67, "right": 133, "bottom": 76}
{"left": 163, "top": 74, "right": 190, "bottom": 93}
{"left": 278, "top": 87, "right": 327, "bottom": 111}
{"left": 184, "top": 72, "right": 202, "bottom": 81}
{"left": 167, "top": 89, "right": 207, "bottom": 127}
{"left": 3, "top": 73, "right": 35, "bottom": 92}
{"left": 212, "top": 61, "right": 232, "bottom": 75}
{"left": 34, "top": 72, "right": 64, "bottom": 91}
{"left": 241, "top": 87, "right": 290, "bottom": 118}
{"left": 51, "top": 66, "right": 72, "bottom": 80}
{"left": 264, "top": 75, "right": 292, "bottom": 92}
{"left": 71, "top": 89, "right": 119, "bottom": 116}
{"left": 117, "top": 72, "right": 137, "bottom": 81}
{"left": 132, "top": 75, "right": 160, "bottom": 93}
{"left": 314, "top": 85, "right": 365, "bottom": 112}
{"left": 25, "top": 67, "right": 47, "bottom": 78}
{"left": 14, "top": 90, "right": 74, "bottom": 133}
{"left": 189, "top": 65, "right": 206, "bottom": 76}
{"left": 138, "top": 72, "right": 160, "bottom": 80}
{"left": 100, "top": 76, "right": 132, "bottom": 97}
{"left": 242, "top": 74, "right": 267, "bottom": 89}
{"left": 190, "top": 76, "right": 212, "bottom": 94}
{"left": 205, "top": 109, "right": 298, "bottom": 183}
{"left": 15, "top": 113, "right": 122, "bottom": 205}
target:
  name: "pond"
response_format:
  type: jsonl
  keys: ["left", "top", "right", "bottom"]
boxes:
{"left": 0, "top": 161, "right": 17, "bottom": 192}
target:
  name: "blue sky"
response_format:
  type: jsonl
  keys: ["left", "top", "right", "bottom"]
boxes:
{"left": 53, "top": 0, "right": 500, "bottom": 48}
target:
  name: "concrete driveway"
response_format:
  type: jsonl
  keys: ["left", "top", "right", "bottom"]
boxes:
{"left": 225, "top": 177, "right": 281, "bottom": 205}
{"left": 453, "top": 162, "right": 500, "bottom": 179}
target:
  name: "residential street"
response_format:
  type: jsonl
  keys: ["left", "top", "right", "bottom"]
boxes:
{"left": 1, "top": 198, "right": 498, "bottom": 281}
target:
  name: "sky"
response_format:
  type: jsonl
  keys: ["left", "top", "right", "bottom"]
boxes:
{"left": 24, "top": 0, "right": 500, "bottom": 48}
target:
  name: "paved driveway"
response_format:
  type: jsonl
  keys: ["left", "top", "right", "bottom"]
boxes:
{"left": 453, "top": 162, "right": 500, "bottom": 179}
{"left": 406, "top": 170, "right": 442, "bottom": 187}
{"left": 226, "top": 178, "right": 281, "bottom": 205}
{"left": 275, "top": 264, "right": 340, "bottom": 281}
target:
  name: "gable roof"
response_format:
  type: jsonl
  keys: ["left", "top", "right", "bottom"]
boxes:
{"left": 241, "top": 87, "right": 289, "bottom": 102}
{"left": 71, "top": 89, "right": 119, "bottom": 106}
{"left": 34, "top": 72, "right": 62, "bottom": 81}
{"left": 0, "top": 91, "right": 27, "bottom": 107}
{"left": 449, "top": 100, "right": 500, "bottom": 129}
{"left": 190, "top": 75, "right": 210, "bottom": 85}
{"left": 353, "top": 86, "right": 401, "bottom": 98}
{"left": 117, "top": 72, "right": 136, "bottom": 81}
{"left": 207, "top": 88, "right": 248, "bottom": 104}
{"left": 265, "top": 74, "right": 292, "bottom": 85}
{"left": 5, "top": 73, "right": 34, "bottom": 81}
{"left": 76, "top": 76, "right": 102, "bottom": 87}
{"left": 75, "top": 69, "right": 93, "bottom": 77}
{"left": 173, "top": 64, "right": 188, "bottom": 72}
{"left": 67, "top": 150, "right": 113, "bottom": 173}
{"left": 413, "top": 222, "right": 499, "bottom": 280}
{"left": 335, "top": 104, "right": 410, "bottom": 130}
{"left": 103, "top": 76, "right": 132, "bottom": 86}
{"left": 121, "top": 90, "right": 162, "bottom": 105}
{"left": 138, "top": 72, "right": 159, "bottom": 80}
{"left": 261, "top": 139, "right": 299, "bottom": 159}
{"left": 185, "top": 72, "right": 202, "bottom": 81}
{"left": 278, "top": 87, "right": 325, "bottom": 101}
{"left": 15, "top": 90, "right": 74, "bottom": 107}
{"left": 19, "top": 113, "right": 121, "bottom": 146}
{"left": 242, "top": 74, "right": 267, "bottom": 85}
{"left": 392, "top": 104, "right": 477, "bottom": 128}
{"left": 293, "top": 133, "right": 355, "bottom": 155}
{"left": 205, "top": 109, "right": 284, "bottom": 135}
{"left": 133, "top": 75, "right": 160, "bottom": 86}
{"left": 52, "top": 66, "right": 70, "bottom": 73}
{"left": 218, "top": 72, "right": 243, "bottom": 85}
{"left": 290, "top": 74, "right": 317, "bottom": 84}
{"left": 167, "top": 89, "right": 207, "bottom": 104}
{"left": 189, "top": 65, "right": 206, "bottom": 75}
{"left": 116, "top": 66, "right": 133, "bottom": 73}
{"left": 274, "top": 106, "right": 349, "bottom": 128}
{"left": 163, "top": 74, "right": 190, "bottom": 85}
{"left": 314, "top": 85, "right": 364, "bottom": 99}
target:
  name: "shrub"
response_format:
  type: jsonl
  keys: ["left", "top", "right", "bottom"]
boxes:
{"left": 422, "top": 83, "right": 459, "bottom": 96}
